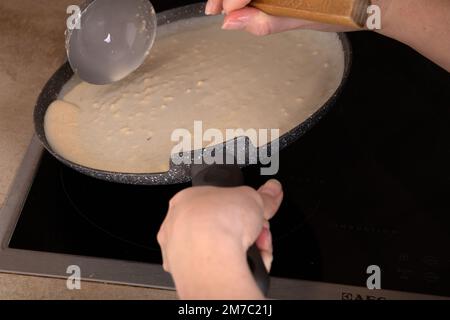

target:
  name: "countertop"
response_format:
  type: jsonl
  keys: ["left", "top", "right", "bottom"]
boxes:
{"left": 0, "top": 0, "right": 177, "bottom": 300}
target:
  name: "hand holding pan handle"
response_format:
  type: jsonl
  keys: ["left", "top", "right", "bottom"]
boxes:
{"left": 191, "top": 163, "right": 270, "bottom": 296}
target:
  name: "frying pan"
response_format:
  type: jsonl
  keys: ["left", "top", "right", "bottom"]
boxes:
{"left": 34, "top": 3, "right": 352, "bottom": 296}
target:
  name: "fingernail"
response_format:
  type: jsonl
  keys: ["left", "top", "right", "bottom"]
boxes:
{"left": 205, "top": 1, "right": 214, "bottom": 15}
{"left": 222, "top": 20, "right": 246, "bottom": 30}
{"left": 222, "top": 16, "right": 250, "bottom": 30}
{"left": 260, "top": 179, "right": 282, "bottom": 197}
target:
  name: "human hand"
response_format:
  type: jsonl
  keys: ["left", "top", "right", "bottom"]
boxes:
{"left": 205, "top": 0, "right": 392, "bottom": 35}
{"left": 157, "top": 179, "right": 283, "bottom": 299}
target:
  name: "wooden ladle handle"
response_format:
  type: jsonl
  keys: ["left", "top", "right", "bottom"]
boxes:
{"left": 250, "top": 0, "right": 371, "bottom": 28}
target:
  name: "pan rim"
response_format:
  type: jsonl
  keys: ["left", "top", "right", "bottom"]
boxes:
{"left": 34, "top": 2, "right": 352, "bottom": 184}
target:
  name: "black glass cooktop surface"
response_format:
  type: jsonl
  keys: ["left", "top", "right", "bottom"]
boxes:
{"left": 8, "top": 2, "right": 450, "bottom": 298}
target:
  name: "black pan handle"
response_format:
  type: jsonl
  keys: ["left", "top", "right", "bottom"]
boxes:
{"left": 191, "top": 163, "right": 270, "bottom": 296}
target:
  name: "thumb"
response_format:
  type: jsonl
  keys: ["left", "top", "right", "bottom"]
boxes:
{"left": 257, "top": 179, "right": 283, "bottom": 220}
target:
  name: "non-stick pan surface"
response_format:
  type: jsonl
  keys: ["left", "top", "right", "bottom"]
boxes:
{"left": 34, "top": 3, "right": 352, "bottom": 186}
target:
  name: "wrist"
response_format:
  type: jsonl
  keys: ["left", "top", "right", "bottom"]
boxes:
{"left": 170, "top": 234, "right": 263, "bottom": 299}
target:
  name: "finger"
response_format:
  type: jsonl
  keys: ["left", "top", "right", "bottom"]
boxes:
{"left": 222, "top": 0, "right": 252, "bottom": 14}
{"left": 156, "top": 228, "right": 164, "bottom": 246}
{"left": 157, "top": 228, "right": 170, "bottom": 272}
{"left": 257, "top": 179, "right": 283, "bottom": 220}
{"left": 205, "top": 0, "right": 224, "bottom": 15}
{"left": 256, "top": 226, "right": 273, "bottom": 272}
{"left": 255, "top": 221, "right": 270, "bottom": 251}
{"left": 222, "top": 7, "right": 355, "bottom": 35}
{"left": 161, "top": 249, "right": 170, "bottom": 272}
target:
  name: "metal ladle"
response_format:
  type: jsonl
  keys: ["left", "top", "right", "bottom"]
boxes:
{"left": 66, "top": 0, "right": 157, "bottom": 85}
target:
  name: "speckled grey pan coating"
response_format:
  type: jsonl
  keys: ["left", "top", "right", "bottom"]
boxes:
{"left": 34, "top": 3, "right": 352, "bottom": 186}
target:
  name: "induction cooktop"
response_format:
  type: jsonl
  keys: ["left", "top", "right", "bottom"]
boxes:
{"left": 1, "top": 6, "right": 450, "bottom": 299}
